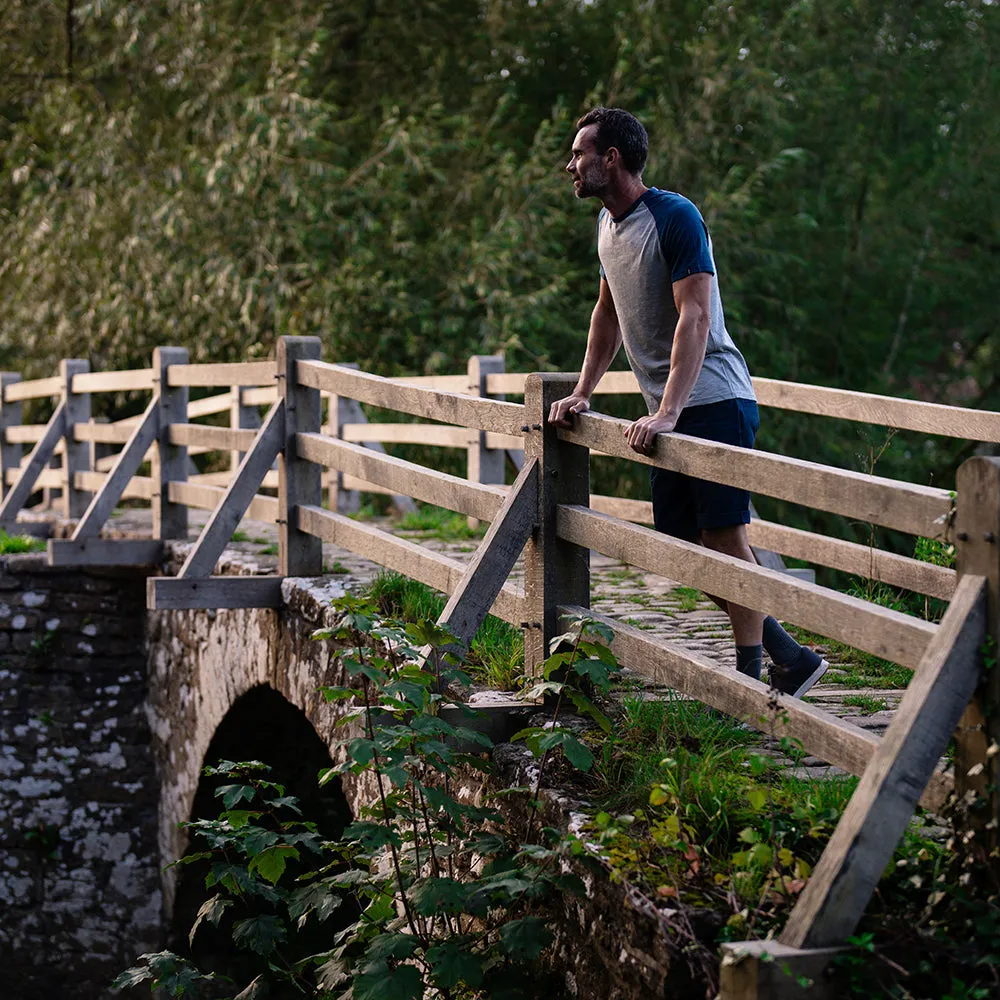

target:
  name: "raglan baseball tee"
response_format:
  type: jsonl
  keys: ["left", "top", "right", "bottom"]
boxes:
{"left": 597, "top": 187, "right": 755, "bottom": 413}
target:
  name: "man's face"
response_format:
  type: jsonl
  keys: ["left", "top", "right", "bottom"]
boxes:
{"left": 566, "top": 125, "right": 609, "bottom": 199}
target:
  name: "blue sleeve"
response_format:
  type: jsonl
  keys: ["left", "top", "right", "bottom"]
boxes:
{"left": 655, "top": 198, "right": 715, "bottom": 282}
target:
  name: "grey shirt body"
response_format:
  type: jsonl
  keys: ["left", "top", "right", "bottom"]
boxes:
{"left": 597, "top": 187, "right": 755, "bottom": 413}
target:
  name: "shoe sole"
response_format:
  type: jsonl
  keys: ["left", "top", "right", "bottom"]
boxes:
{"left": 784, "top": 659, "right": 829, "bottom": 699}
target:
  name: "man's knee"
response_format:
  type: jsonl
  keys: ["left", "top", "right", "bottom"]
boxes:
{"left": 699, "top": 523, "right": 750, "bottom": 556}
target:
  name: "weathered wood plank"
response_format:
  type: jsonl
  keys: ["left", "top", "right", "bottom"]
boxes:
{"left": 187, "top": 394, "right": 234, "bottom": 419}
{"left": 754, "top": 377, "right": 1000, "bottom": 443}
{"left": 559, "top": 605, "right": 951, "bottom": 812}
{"left": 71, "top": 368, "right": 156, "bottom": 394}
{"left": 73, "top": 421, "right": 137, "bottom": 445}
{"left": 147, "top": 576, "right": 283, "bottom": 610}
{"left": 0, "top": 373, "right": 22, "bottom": 500}
{"left": 341, "top": 423, "right": 472, "bottom": 447}
{"left": 523, "top": 375, "right": 591, "bottom": 675}
{"left": 5, "top": 467, "right": 63, "bottom": 489}
{"left": 73, "top": 471, "right": 155, "bottom": 500}
{"left": 0, "top": 402, "right": 65, "bottom": 526}
{"left": 167, "top": 480, "right": 279, "bottom": 524}
{"left": 718, "top": 940, "right": 842, "bottom": 1000}
{"left": 389, "top": 374, "right": 470, "bottom": 390}
{"left": 296, "top": 433, "right": 506, "bottom": 522}
{"left": 168, "top": 423, "right": 259, "bottom": 452}
{"left": 71, "top": 398, "right": 159, "bottom": 540}
{"left": 178, "top": 401, "right": 284, "bottom": 578}
{"left": 240, "top": 386, "right": 279, "bottom": 407}
{"left": 165, "top": 361, "right": 276, "bottom": 388}
{"left": 484, "top": 370, "right": 639, "bottom": 397}
{"left": 483, "top": 431, "right": 524, "bottom": 451}
{"left": 296, "top": 504, "right": 525, "bottom": 625}
{"left": 557, "top": 505, "right": 936, "bottom": 668}
{"left": 780, "top": 573, "right": 987, "bottom": 949}
{"left": 4, "top": 375, "right": 63, "bottom": 402}
{"left": 152, "top": 347, "right": 190, "bottom": 540}
{"left": 437, "top": 458, "right": 538, "bottom": 652}
{"left": 278, "top": 338, "right": 323, "bottom": 577}
{"left": 296, "top": 360, "right": 526, "bottom": 436}
{"left": 49, "top": 538, "right": 164, "bottom": 567}
{"left": 560, "top": 411, "right": 952, "bottom": 538}
{"left": 5, "top": 425, "right": 48, "bottom": 444}
{"left": 188, "top": 469, "right": 279, "bottom": 489}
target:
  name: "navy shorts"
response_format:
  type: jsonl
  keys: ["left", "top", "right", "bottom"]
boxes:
{"left": 650, "top": 397, "right": 759, "bottom": 541}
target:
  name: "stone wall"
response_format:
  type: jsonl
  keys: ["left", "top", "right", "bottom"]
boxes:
{"left": 0, "top": 555, "right": 161, "bottom": 1000}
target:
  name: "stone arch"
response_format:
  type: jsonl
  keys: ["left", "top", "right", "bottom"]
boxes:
{"left": 169, "top": 684, "right": 353, "bottom": 961}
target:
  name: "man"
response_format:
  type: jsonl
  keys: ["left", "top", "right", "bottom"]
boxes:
{"left": 549, "top": 106, "right": 827, "bottom": 698}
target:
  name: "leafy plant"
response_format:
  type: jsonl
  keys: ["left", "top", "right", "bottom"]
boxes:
{"left": 0, "top": 529, "right": 45, "bottom": 554}
{"left": 115, "top": 595, "right": 603, "bottom": 998}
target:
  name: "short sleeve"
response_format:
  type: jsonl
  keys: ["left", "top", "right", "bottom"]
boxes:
{"left": 658, "top": 199, "right": 715, "bottom": 283}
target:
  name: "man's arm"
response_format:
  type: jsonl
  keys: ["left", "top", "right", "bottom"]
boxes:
{"left": 624, "top": 271, "right": 712, "bottom": 452}
{"left": 548, "top": 278, "right": 622, "bottom": 426}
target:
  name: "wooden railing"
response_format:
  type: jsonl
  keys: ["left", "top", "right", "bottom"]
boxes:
{"left": 0, "top": 338, "right": 996, "bottom": 995}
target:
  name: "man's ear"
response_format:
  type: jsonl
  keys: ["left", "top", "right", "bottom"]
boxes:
{"left": 605, "top": 146, "right": 620, "bottom": 168}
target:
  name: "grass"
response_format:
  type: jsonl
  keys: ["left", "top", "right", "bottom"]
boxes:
{"left": 363, "top": 571, "right": 524, "bottom": 690}
{"left": 396, "top": 503, "right": 487, "bottom": 540}
{"left": 673, "top": 585, "right": 703, "bottom": 612}
{"left": 325, "top": 560, "right": 350, "bottom": 575}
{"left": 258, "top": 543, "right": 279, "bottom": 556}
{"left": 0, "top": 530, "right": 45, "bottom": 554}
{"left": 784, "top": 623, "right": 913, "bottom": 689}
{"left": 231, "top": 530, "right": 250, "bottom": 543}
{"left": 841, "top": 693, "right": 890, "bottom": 715}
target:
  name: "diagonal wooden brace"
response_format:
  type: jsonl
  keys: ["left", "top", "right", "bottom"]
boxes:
{"left": 177, "top": 400, "right": 285, "bottom": 580}
{"left": 428, "top": 457, "right": 539, "bottom": 663}
{"left": 0, "top": 401, "right": 66, "bottom": 529}
{"left": 70, "top": 397, "right": 160, "bottom": 541}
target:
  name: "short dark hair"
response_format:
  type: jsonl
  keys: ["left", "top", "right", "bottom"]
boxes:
{"left": 576, "top": 106, "right": 648, "bottom": 175}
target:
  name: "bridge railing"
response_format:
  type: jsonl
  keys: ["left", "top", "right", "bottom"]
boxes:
{"left": 0, "top": 336, "right": 996, "bottom": 990}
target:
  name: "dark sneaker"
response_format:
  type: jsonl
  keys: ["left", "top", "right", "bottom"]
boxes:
{"left": 769, "top": 652, "right": 829, "bottom": 698}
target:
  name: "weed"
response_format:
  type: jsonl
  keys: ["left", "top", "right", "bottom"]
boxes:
{"left": 397, "top": 502, "right": 486, "bottom": 540}
{"left": 251, "top": 536, "right": 268, "bottom": 545}
{"left": 231, "top": 530, "right": 249, "bottom": 543}
{"left": 841, "top": 694, "right": 889, "bottom": 716}
{"left": 258, "top": 543, "right": 279, "bottom": 556}
{"left": 325, "top": 559, "right": 350, "bottom": 575}
{"left": 784, "top": 624, "right": 913, "bottom": 689}
{"left": 0, "top": 530, "right": 45, "bottom": 554}
{"left": 673, "top": 586, "right": 703, "bottom": 612}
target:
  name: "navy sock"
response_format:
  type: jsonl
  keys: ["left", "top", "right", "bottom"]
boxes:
{"left": 736, "top": 644, "right": 763, "bottom": 680}
{"left": 763, "top": 616, "right": 822, "bottom": 672}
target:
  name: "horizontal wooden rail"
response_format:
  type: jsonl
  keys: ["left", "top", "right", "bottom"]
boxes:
{"left": 296, "top": 360, "right": 525, "bottom": 436}
{"left": 485, "top": 369, "right": 1000, "bottom": 443}
{"left": 561, "top": 606, "right": 949, "bottom": 812}
{"left": 753, "top": 378, "right": 1000, "bottom": 443}
{"left": 187, "top": 394, "right": 234, "bottom": 419}
{"left": 747, "top": 520, "right": 956, "bottom": 601}
{"left": 73, "top": 421, "right": 139, "bottom": 445}
{"left": 296, "top": 504, "right": 524, "bottom": 625}
{"left": 5, "top": 467, "right": 61, "bottom": 488}
{"left": 169, "top": 423, "right": 259, "bottom": 452}
{"left": 71, "top": 369, "right": 155, "bottom": 394}
{"left": 296, "top": 433, "right": 507, "bottom": 522}
{"left": 586, "top": 495, "right": 956, "bottom": 601}
{"left": 390, "top": 374, "right": 470, "bottom": 391}
{"left": 167, "top": 481, "right": 279, "bottom": 524}
{"left": 74, "top": 471, "right": 154, "bottom": 500}
{"left": 4, "top": 376, "right": 63, "bottom": 402}
{"left": 561, "top": 412, "right": 952, "bottom": 538}
{"left": 5, "top": 425, "right": 58, "bottom": 445}
{"left": 241, "top": 386, "right": 279, "bottom": 407}
{"left": 557, "top": 505, "right": 937, "bottom": 668}
{"left": 189, "top": 469, "right": 279, "bottom": 489}
{"left": 166, "top": 361, "right": 276, "bottom": 388}
{"left": 342, "top": 423, "right": 473, "bottom": 447}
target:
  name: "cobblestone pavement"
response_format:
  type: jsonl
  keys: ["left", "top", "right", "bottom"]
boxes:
{"left": 83, "top": 504, "right": 906, "bottom": 780}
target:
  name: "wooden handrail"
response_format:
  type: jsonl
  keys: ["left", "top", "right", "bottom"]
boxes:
{"left": 165, "top": 361, "right": 276, "bottom": 388}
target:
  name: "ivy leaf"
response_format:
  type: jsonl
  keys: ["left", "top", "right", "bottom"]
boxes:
{"left": 232, "top": 915, "right": 287, "bottom": 956}
{"left": 248, "top": 844, "right": 300, "bottom": 885}
{"left": 427, "top": 942, "right": 484, "bottom": 988}
{"left": 354, "top": 962, "right": 423, "bottom": 1000}
{"left": 499, "top": 917, "right": 553, "bottom": 960}
{"left": 188, "top": 894, "right": 232, "bottom": 948}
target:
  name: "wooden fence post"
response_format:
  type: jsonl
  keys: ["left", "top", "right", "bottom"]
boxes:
{"left": 0, "top": 374, "right": 22, "bottom": 500}
{"left": 953, "top": 456, "right": 1000, "bottom": 844}
{"left": 522, "top": 374, "right": 590, "bottom": 677}
{"left": 152, "top": 347, "right": 189, "bottom": 540}
{"left": 467, "top": 354, "right": 506, "bottom": 530}
{"left": 230, "top": 384, "right": 262, "bottom": 476}
{"left": 60, "top": 359, "right": 91, "bottom": 519}
{"left": 278, "top": 336, "right": 323, "bottom": 577}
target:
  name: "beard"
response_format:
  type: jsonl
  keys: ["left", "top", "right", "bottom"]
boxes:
{"left": 574, "top": 161, "right": 609, "bottom": 199}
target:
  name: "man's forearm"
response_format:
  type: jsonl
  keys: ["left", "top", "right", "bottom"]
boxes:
{"left": 575, "top": 305, "right": 622, "bottom": 398}
{"left": 657, "top": 312, "right": 708, "bottom": 418}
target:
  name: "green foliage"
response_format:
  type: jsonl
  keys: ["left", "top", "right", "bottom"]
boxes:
{"left": 116, "top": 594, "right": 601, "bottom": 998}
{"left": 0, "top": 529, "right": 45, "bottom": 554}
{"left": 398, "top": 503, "right": 487, "bottom": 540}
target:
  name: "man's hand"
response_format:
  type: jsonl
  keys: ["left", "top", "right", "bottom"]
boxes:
{"left": 548, "top": 393, "right": 591, "bottom": 428}
{"left": 624, "top": 412, "right": 678, "bottom": 453}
